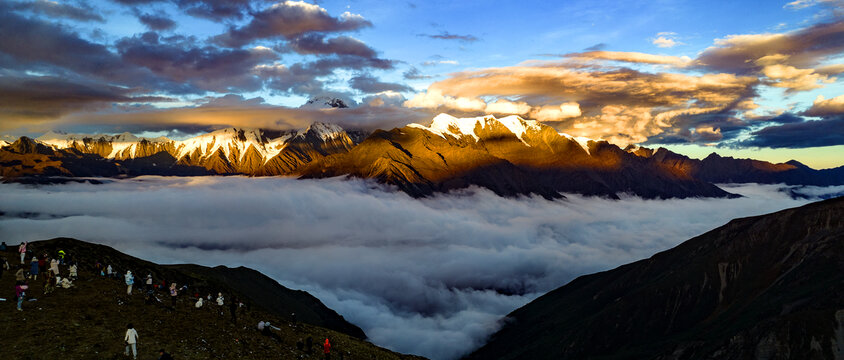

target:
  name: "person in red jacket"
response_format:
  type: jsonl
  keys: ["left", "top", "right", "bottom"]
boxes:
{"left": 323, "top": 338, "right": 331, "bottom": 360}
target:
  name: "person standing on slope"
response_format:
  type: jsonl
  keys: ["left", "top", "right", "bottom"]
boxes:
{"left": 69, "top": 263, "right": 78, "bottom": 280}
{"left": 323, "top": 338, "right": 331, "bottom": 360}
{"left": 15, "top": 265, "right": 25, "bottom": 282}
{"left": 18, "top": 242, "right": 27, "bottom": 264}
{"left": 15, "top": 281, "right": 28, "bottom": 311}
{"left": 169, "top": 283, "right": 178, "bottom": 308}
{"left": 124, "top": 323, "right": 139, "bottom": 359}
{"left": 0, "top": 257, "right": 8, "bottom": 280}
{"left": 145, "top": 274, "right": 152, "bottom": 291}
{"left": 50, "top": 258, "right": 59, "bottom": 277}
{"left": 29, "top": 256, "right": 39, "bottom": 280}
{"left": 125, "top": 270, "right": 134, "bottom": 295}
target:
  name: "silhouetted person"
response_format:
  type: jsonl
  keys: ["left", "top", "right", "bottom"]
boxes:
{"left": 229, "top": 296, "right": 238, "bottom": 324}
{"left": 158, "top": 349, "right": 174, "bottom": 360}
{"left": 306, "top": 337, "right": 313, "bottom": 354}
{"left": 0, "top": 257, "right": 8, "bottom": 279}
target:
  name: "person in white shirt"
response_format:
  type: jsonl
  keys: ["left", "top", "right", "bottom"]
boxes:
{"left": 69, "top": 264, "right": 78, "bottom": 280}
{"left": 195, "top": 297, "right": 203, "bottom": 308}
{"left": 124, "top": 323, "right": 139, "bottom": 359}
{"left": 216, "top": 292, "right": 224, "bottom": 306}
{"left": 124, "top": 270, "right": 134, "bottom": 295}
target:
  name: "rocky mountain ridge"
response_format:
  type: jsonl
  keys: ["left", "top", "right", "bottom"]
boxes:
{"left": 2, "top": 114, "right": 843, "bottom": 199}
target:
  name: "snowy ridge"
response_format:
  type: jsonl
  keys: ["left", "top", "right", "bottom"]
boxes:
{"left": 409, "top": 113, "right": 542, "bottom": 144}
{"left": 174, "top": 128, "right": 294, "bottom": 164}
{"left": 37, "top": 131, "right": 166, "bottom": 158}
{"left": 297, "top": 122, "right": 347, "bottom": 141}
{"left": 410, "top": 113, "right": 594, "bottom": 150}
{"left": 29, "top": 122, "right": 348, "bottom": 165}
{"left": 559, "top": 133, "right": 594, "bottom": 155}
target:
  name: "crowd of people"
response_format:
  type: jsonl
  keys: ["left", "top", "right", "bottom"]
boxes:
{"left": 1, "top": 241, "right": 340, "bottom": 360}
{"left": 5, "top": 241, "right": 79, "bottom": 312}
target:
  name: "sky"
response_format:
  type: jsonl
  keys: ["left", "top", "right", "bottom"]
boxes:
{"left": 0, "top": 0, "right": 843, "bottom": 168}
{"left": 1, "top": 177, "right": 841, "bottom": 359}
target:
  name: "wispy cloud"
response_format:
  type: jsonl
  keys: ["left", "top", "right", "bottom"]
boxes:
{"left": 418, "top": 31, "right": 479, "bottom": 42}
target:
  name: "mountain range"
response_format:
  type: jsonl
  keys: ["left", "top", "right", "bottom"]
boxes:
{"left": 465, "top": 196, "right": 844, "bottom": 359}
{"left": 2, "top": 113, "right": 842, "bottom": 199}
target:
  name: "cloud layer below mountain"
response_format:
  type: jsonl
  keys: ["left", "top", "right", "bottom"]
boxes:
{"left": 0, "top": 177, "right": 838, "bottom": 359}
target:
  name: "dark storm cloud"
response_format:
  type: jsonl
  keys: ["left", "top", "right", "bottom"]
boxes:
{"left": 286, "top": 34, "right": 378, "bottom": 58}
{"left": 418, "top": 31, "right": 479, "bottom": 42}
{"left": 739, "top": 116, "right": 844, "bottom": 148}
{"left": 178, "top": 0, "right": 257, "bottom": 21}
{"left": 116, "top": 32, "right": 278, "bottom": 93}
{"left": 213, "top": 1, "right": 373, "bottom": 47}
{"left": 0, "top": 10, "right": 158, "bottom": 88}
{"left": 9, "top": 0, "right": 105, "bottom": 22}
{"left": 0, "top": 75, "right": 171, "bottom": 119}
{"left": 767, "top": 112, "right": 806, "bottom": 124}
{"left": 0, "top": 179, "right": 829, "bottom": 359}
{"left": 135, "top": 10, "right": 177, "bottom": 31}
{"left": 257, "top": 54, "right": 395, "bottom": 97}
{"left": 112, "top": 0, "right": 259, "bottom": 20}
{"left": 349, "top": 74, "right": 413, "bottom": 93}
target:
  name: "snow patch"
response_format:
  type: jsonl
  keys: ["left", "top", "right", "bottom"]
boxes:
{"left": 559, "top": 133, "right": 594, "bottom": 155}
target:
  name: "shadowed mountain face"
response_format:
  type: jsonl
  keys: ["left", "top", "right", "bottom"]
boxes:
{"left": 299, "top": 116, "right": 734, "bottom": 199}
{"left": 465, "top": 196, "right": 844, "bottom": 360}
{"left": 2, "top": 114, "right": 842, "bottom": 199}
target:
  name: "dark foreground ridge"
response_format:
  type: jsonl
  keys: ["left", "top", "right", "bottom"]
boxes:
{"left": 0, "top": 238, "right": 426, "bottom": 360}
{"left": 466, "top": 196, "right": 844, "bottom": 359}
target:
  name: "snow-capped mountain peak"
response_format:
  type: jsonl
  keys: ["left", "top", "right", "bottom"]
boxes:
{"left": 298, "top": 122, "right": 346, "bottom": 141}
{"left": 410, "top": 113, "right": 599, "bottom": 151}
{"left": 300, "top": 96, "right": 350, "bottom": 109}
{"left": 410, "top": 113, "right": 542, "bottom": 144}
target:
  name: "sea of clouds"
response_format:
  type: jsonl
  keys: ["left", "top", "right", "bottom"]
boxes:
{"left": 0, "top": 176, "right": 838, "bottom": 359}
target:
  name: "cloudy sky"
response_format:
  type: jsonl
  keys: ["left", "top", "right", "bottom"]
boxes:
{"left": 1, "top": 0, "right": 843, "bottom": 167}
{"left": 1, "top": 177, "right": 839, "bottom": 359}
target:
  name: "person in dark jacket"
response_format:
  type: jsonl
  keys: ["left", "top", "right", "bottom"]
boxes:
{"left": 229, "top": 296, "right": 238, "bottom": 324}
{"left": 0, "top": 257, "right": 8, "bottom": 279}
{"left": 29, "top": 256, "right": 39, "bottom": 280}
{"left": 158, "top": 349, "right": 174, "bottom": 360}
